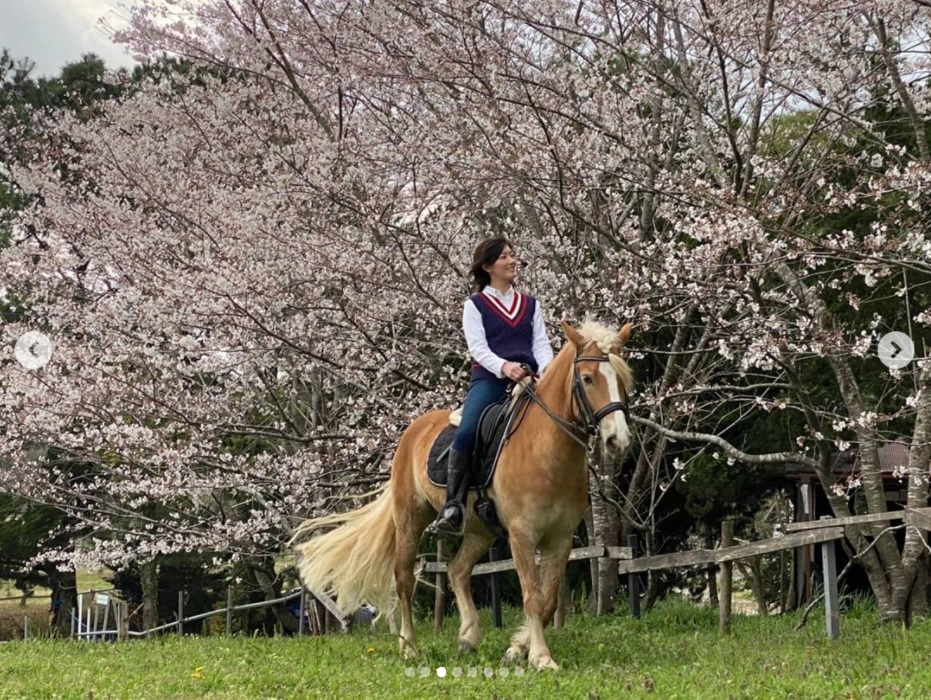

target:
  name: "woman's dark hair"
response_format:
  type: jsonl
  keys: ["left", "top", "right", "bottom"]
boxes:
{"left": 469, "top": 237, "right": 514, "bottom": 292}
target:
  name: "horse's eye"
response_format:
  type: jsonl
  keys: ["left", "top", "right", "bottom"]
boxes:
{"left": 582, "top": 375, "right": 594, "bottom": 386}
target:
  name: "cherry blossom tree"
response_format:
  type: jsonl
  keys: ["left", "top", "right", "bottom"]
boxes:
{"left": 1, "top": 0, "right": 930, "bottom": 622}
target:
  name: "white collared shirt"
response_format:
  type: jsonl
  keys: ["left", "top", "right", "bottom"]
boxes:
{"left": 462, "top": 286, "right": 554, "bottom": 378}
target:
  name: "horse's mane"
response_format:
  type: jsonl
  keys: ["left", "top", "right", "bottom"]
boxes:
{"left": 577, "top": 319, "right": 622, "bottom": 353}
{"left": 575, "top": 319, "right": 633, "bottom": 390}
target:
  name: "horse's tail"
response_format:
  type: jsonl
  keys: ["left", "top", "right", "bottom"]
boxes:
{"left": 291, "top": 483, "right": 397, "bottom": 616}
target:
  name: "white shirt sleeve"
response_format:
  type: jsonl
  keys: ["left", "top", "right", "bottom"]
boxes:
{"left": 463, "top": 298, "right": 507, "bottom": 378}
{"left": 532, "top": 302, "right": 555, "bottom": 374}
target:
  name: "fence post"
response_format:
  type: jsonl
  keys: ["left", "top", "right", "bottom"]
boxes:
{"left": 719, "top": 520, "right": 734, "bottom": 634}
{"left": 24, "top": 616, "right": 28, "bottom": 640}
{"left": 117, "top": 601, "right": 128, "bottom": 641}
{"left": 178, "top": 591, "right": 184, "bottom": 638}
{"left": 101, "top": 597, "right": 110, "bottom": 641}
{"left": 227, "top": 586, "right": 234, "bottom": 637}
{"left": 489, "top": 541, "right": 502, "bottom": 628}
{"left": 627, "top": 534, "right": 640, "bottom": 619}
{"left": 298, "top": 588, "right": 306, "bottom": 636}
{"left": 821, "top": 516, "right": 840, "bottom": 639}
{"left": 434, "top": 539, "right": 446, "bottom": 633}
{"left": 91, "top": 591, "right": 99, "bottom": 641}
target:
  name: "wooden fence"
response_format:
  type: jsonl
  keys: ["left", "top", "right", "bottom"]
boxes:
{"left": 416, "top": 506, "right": 931, "bottom": 639}
{"left": 417, "top": 531, "right": 848, "bottom": 638}
{"left": 25, "top": 506, "right": 931, "bottom": 642}
{"left": 418, "top": 544, "right": 633, "bottom": 630}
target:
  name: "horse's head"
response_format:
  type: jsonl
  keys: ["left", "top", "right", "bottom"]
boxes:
{"left": 561, "top": 320, "right": 634, "bottom": 456}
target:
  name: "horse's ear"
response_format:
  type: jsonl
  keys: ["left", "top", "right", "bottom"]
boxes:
{"left": 561, "top": 320, "right": 586, "bottom": 348}
{"left": 617, "top": 323, "right": 633, "bottom": 347}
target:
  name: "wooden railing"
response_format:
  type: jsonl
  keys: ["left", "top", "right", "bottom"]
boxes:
{"left": 62, "top": 507, "right": 931, "bottom": 642}
{"left": 413, "top": 510, "right": 931, "bottom": 640}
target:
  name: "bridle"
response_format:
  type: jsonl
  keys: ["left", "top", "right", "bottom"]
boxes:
{"left": 571, "top": 355, "right": 631, "bottom": 436}
{"left": 513, "top": 352, "right": 631, "bottom": 451}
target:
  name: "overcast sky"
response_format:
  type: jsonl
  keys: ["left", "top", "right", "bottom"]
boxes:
{"left": 0, "top": 0, "right": 134, "bottom": 77}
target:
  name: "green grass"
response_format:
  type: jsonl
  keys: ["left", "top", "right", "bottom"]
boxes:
{"left": 1, "top": 600, "right": 930, "bottom": 699}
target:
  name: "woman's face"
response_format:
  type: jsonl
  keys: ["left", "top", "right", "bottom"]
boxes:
{"left": 483, "top": 245, "right": 519, "bottom": 286}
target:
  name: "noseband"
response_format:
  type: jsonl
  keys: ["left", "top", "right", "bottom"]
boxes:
{"left": 572, "top": 355, "right": 631, "bottom": 436}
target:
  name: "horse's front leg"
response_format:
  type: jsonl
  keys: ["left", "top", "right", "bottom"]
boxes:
{"left": 447, "top": 527, "right": 494, "bottom": 653}
{"left": 539, "top": 537, "right": 573, "bottom": 628}
{"left": 505, "top": 528, "right": 561, "bottom": 671}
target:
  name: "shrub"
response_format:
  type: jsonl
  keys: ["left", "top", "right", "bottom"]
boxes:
{"left": 0, "top": 602, "right": 52, "bottom": 640}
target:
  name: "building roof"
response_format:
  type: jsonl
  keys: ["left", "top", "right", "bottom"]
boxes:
{"left": 785, "top": 441, "right": 912, "bottom": 480}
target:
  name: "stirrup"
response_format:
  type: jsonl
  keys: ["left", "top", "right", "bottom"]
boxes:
{"left": 427, "top": 503, "right": 464, "bottom": 537}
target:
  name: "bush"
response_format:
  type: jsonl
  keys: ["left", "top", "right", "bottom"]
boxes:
{"left": 0, "top": 602, "right": 51, "bottom": 640}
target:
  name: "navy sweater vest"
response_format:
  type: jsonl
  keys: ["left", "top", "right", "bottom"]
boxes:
{"left": 470, "top": 291, "right": 538, "bottom": 382}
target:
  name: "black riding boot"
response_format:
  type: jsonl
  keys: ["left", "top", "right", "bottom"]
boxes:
{"left": 428, "top": 448, "right": 470, "bottom": 536}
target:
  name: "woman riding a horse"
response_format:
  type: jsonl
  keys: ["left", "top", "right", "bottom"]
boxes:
{"left": 429, "top": 236, "right": 555, "bottom": 536}
{"left": 293, "top": 239, "right": 634, "bottom": 671}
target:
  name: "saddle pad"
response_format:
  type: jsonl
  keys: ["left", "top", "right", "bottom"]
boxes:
{"left": 425, "top": 424, "right": 459, "bottom": 486}
{"left": 426, "top": 400, "right": 517, "bottom": 490}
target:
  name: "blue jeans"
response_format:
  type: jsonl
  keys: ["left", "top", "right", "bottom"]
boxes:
{"left": 452, "top": 377, "right": 510, "bottom": 454}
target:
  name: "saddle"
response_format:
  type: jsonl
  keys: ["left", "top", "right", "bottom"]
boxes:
{"left": 426, "top": 387, "right": 532, "bottom": 538}
{"left": 425, "top": 404, "right": 502, "bottom": 487}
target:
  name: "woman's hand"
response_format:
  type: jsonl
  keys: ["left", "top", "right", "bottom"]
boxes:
{"left": 502, "top": 361, "right": 530, "bottom": 382}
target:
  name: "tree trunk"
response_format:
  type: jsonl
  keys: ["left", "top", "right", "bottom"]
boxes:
{"left": 737, "top": 557, "right": 769, "bottom": 617}
{"left": 140, "top": 558, "right": 159, "bottom": 632}
{"left": 251, "top": 557, "right": 299, "bottom": 634}
{"left": 704, "top": 523, "right": 719, "bottom": 606}
{"left": 589, "top": 448, "right": 620, "bottom": 614}
{"left": 774, "top": 260, "right": 925, "bottom": 623}
{"left": 898, "top": 361, "right": 931, "bottom": 622}
{"left": 643, "top": 530, "right": 660, "bottom": 611}
{"left": 907, "top": 556, "right": 928, "bottom": 625}
{"left": 46, "top": 567, "right": 77, "bottom": 637}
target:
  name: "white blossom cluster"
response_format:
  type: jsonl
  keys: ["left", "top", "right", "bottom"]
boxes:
{"left": 1, "top": 0, "right": 929, "bottom": 572}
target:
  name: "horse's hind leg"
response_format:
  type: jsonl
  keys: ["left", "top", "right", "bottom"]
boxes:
{"left": 447, "top": 528, "right": 494, "bottom": 653}
{"left": 394, "top": 496, "right": 434, "bottom": 659}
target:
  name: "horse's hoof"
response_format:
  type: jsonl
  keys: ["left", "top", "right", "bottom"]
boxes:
{"left": 530, "top": 654, "right": 559, "bottom": 671}
{"left": 503, "top": 646, "right": 527, "bottom": 665}
{"left": 401, "top": 644, "right": 418, "bottom": 660}
{"left": 458, "top": 640, "right": 477, "bottom": 654}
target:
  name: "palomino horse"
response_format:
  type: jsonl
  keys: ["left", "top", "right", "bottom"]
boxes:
{"left": 293, "top": 320, "right": 633, "bottom": 670}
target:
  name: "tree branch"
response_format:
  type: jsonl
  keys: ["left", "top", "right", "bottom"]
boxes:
{"left": 631, "top": 415, "right": 820, "bottom": 470}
